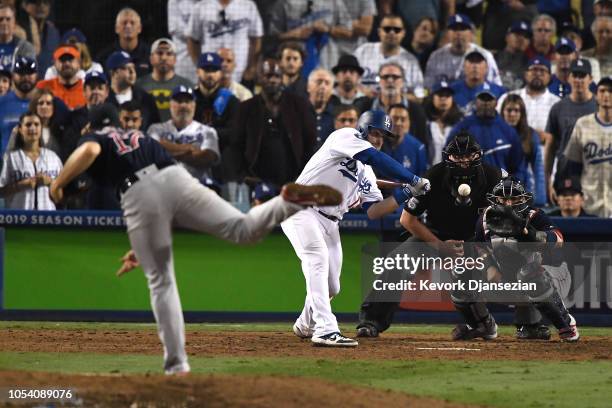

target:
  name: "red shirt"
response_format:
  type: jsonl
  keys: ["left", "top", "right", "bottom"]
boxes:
{"left": 524, "top": 43, "right": 555, "bottom": 61}
{"left": 36, "top": 78, "right": 86, "bottom": 110}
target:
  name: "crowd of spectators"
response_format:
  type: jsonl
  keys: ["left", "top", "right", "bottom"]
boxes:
{"left": 0, "top": 0, "right": 610, "bottom": 218}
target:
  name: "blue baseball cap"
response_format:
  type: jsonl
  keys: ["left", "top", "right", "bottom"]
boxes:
{"left": 555, "top": 37, "right": 576, "bottom": 53}
{"left": 12, "top": 56, "right": 37, "bottom": 74}
{"left": 84, "top": 71, "right": 108, "bottom": 85}
{"left": 0, "top": 64, "right": 11, "bottom": 78}
{"left": 507, "top": 20, "right": 531, "bottom": 37}
{"left": 198, "top": 52, "right": 222, "bottom": 70}
{"left": 252, "top": 182, "right": 279, "bottom": 202}
{"left": 475, "top": 83, "right": 497, "bottom": 100}
{"left": 527, "top": 57, "right": 551, "bottom": 72}
{"left": 171, "top": 85, "right": 195, "bottom": 100}
{"left": 431, "top": 80, "right": 453, "bottom": 94}
{"left": 61, "top": 28, "right": 87, "bottom": 44}
{"left": 447, "top": 14, "right": 473, "bottom": 30}
{"left": 105, "top": 51, "right": 132, "bottom": 71}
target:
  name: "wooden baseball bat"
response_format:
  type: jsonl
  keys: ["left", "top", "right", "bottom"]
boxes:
{"left": 376, "top": 179, "right": 405, "bottom": 189}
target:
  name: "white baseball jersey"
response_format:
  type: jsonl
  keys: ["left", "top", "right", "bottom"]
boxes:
{"left": 168, "top": 0, "right": 200, "bottom": 83}
{"left": 148, "top": 119, "right": 220, "bottom": 181}
{"left": 296, "top": 127, "right": 383, "bottom": 219}
{"left": 0, "top": 148, "right": 62, "bottom": 210}
{"left": 185, "top": 0, "right": 263, "bottom": 82}
{"left": 354, "top": 42, "right": 424, "bottom": 92}
{"left": 563, "top": 113, "right": 612, "bottom": 218}
{"left": 496, "top": 87, "right": 560, "bottom": 132}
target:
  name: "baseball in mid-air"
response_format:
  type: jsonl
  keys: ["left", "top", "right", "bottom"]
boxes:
{"left": 458, "top": 184, "right": 471, "bottom": 197}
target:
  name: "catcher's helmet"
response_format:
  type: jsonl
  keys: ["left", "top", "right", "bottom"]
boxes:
{"left": 487, "top": 177, "right": 533, "bottom": 213}
{"left": 356, "top": 110, "right": 394, "bottom": 140}
{"left": 443, "top": 131, "right": 483, "bottom": 169}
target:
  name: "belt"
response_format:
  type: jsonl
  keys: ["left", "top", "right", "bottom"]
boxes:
{"left": 119, "top": 161, "right": 175, "bottom": 195}
{"left": 317, "top": 210, "right": 340, "bottom": 222}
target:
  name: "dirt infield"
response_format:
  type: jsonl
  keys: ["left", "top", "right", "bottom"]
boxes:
{"left": 1, "top": 328, "right": 611, "bottom": 361}
{"left": 0, "top": 370, "right": 481, "bottom": 408}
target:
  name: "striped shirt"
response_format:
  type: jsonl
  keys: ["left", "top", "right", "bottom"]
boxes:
{"left": 353, "top": 42, "right": 423, "bottom": 91}
{"left": 563, "top": 113, "right": 612, "bottom": 218}
{"left": 424, "top": 43, "right": 502, "bottom": 90}
{"left": 0, "top": 148, "right": 62, "bottom": 210}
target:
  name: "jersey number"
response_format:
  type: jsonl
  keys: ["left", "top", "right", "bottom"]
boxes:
{"left": 110, "top": 131, "right": 141, "bottom": 155}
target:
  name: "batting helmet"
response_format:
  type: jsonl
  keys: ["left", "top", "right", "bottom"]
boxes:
{"left": 487, "top": 177, "right": 533, "bottom": 214}
{"left": 356, "top": 110, "right": 394, "bottom": 140}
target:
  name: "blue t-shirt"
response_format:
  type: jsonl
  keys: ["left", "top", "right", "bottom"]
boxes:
{"left": 0, "top": 91, "right": 30, "bottom": 156}
{"left": 548, "top": 74, "right": 597, "bottom": 98}
{"left": 0, "top": 39, "right": 17, "bottom": 68}
{"left": 386, "top": 132, "right": 428, "bottom": 177}
{"left": 451, "top": 80, "right": 507, "bottom": 113}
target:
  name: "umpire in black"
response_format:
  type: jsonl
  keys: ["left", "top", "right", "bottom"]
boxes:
{"left": 356, "top": 131, "right": 504, "bottom": 337}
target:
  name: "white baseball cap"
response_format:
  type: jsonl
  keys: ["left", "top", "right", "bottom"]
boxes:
{"left": 151, "top": 38, "right": 176, "bottom": 54}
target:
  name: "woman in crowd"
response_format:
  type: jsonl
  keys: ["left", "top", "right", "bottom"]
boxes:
{"left": 500, "top": 94, "right": 546, "bottom": 206}
{"left": 423, "top": 80, "right": 463, "bottom": 165}
{"left": 0, "top": 112, "right": 63, "bottom": 210}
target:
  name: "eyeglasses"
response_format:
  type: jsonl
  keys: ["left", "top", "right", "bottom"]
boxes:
{"left": 380, "top": 74, "right": 402, "bottom": 81}
{"left": 219, "top": 9, "right": 228, "bottom": 26}
{"left": 382, "top": 26, "right": 403, "bottom": 34}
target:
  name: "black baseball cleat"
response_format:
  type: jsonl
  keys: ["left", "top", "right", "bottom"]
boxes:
{"left": 516, "top": 324, "right": 552, "bottom": 340}
{"left": 281, "top": 183, "right": 343, "bottom": 206}
{"left": 356, "top": 324, "right": 379, "bottom": 338}
{"left": 452, "top": 316, "right": 498, "bottom": 341}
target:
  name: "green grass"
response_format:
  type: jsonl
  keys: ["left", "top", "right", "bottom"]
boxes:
{"left": 2, "top": 323, "right": 612, "bottom": 407}
{"left": 1, "top": 351, "right": 611, "bottom": 408}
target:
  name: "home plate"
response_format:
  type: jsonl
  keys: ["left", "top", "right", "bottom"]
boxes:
{"left": 416, "top": 347, "right": 481, "bottom": 351}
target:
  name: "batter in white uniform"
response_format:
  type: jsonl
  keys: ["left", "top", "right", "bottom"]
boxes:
{"left": 282, "top": 110, "right": 431, "bottom": 347}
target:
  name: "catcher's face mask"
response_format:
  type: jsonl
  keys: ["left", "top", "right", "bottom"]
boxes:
{"left": 487, "top": 178, "right": 533, "bottom": 213}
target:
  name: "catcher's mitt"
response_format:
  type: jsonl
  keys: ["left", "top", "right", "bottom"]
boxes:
{"left": 485, "top": 205, "right": 526, "bottom": 238}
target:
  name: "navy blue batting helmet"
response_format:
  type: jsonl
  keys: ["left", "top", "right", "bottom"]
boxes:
{"left": 356, "top": 110, "right": 394, "bottom": 140}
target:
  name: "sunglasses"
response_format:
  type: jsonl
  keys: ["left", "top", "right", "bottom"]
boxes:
{"left": 380, "top": 74, "right": 402, "bottom": 81}
{"left": 381, "top": 26, "right": 403, "bottom": 34}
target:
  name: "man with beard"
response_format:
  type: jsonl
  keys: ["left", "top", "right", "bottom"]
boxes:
{"left": 231, "top": 58, "right": 316, "bottom": 187}
{"left": 369, "top": 62, "right": 428, "bottom": 144}
{"left": 218, "top": 47, "right": 252, "bottom": 102}
{"left": 193, "top": 51, "right": 239, "bottom": 161}
{"left": 36, "top": 45, "right": 86, "bottom": 109}
{"left": 448, "top": 89, "right": 527, "bottom": 183}
{"left": 148, "top": 85, "right": 220, "bottom": 184}
{"left": 308, "top": 68, "right": 335, "bottom": 146}
{"left": 497, "top": 57, "right": 559, "bottom": 154}
{"left": 329, "top": 55, "right": 370, "bottom": 114}
{"left": 0, "top": 4, "right": 35, "bottom": 69}
{"left": 106, "top": 51, "right": 160, "bottom": 131}
{"left": 278, "top": 41, "right": 308, "bottom": 99}
{"left": 0, "top": 57, "right": 41, "bottom": 156}
{"left": 425, "top": 14, "right": 501, "bottom": 90}
{"left": 137, "top": 38, "right": 194, "bottom": 122}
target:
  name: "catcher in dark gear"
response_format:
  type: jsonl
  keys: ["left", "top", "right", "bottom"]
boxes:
{"left": 454, "top": 177, "right": 579, "bottom": 342}
{"left": 356, "top": 132, "right": 503, "bottom": 338}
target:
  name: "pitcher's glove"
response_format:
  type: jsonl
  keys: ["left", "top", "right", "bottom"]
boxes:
{"left": 486, "top": 205, "right": 526, "bottom": 238}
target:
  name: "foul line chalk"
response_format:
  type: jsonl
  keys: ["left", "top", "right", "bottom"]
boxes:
{"left": 416, "top": 347, "right": 481, "bottom": 351}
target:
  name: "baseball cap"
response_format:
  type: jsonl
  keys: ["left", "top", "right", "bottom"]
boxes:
{"left": 53, "top": 45, "right": 80, "bottom": 61}
{"left": 332, "top": 54, "right": 364, "bottom": 75}
{"left": 61, "top": 28, "right": 87, "bottom": 44}
{"left": 431, "top": 80, "right": 454, "bottom": 94}
{"left": 88, "top": 103, "right": 120, "bottom": 130}
{"left": 252, "top": 182, "right": 279, "bottom": 203}
{"left": 559, "top": 21, "right": 580, "bottom": 36}
{"left": 105, "top": 51, "right": 132, "bottom": 71}
{"left": 0, "top": 64, "right": 10, "bottom": 78}
{"left": 84, "top": 71, "right": 108, "bottom": 86}
{"left": 447, "top": 14, "right": 473, "bottom": 30}
{"left": 464, "top": 49, "right": 486, "bottom": 63}
{"left": 171, "top": 85, "right": 195, "bottom": 100}
{"left": 151, "top": 38, "right": 176, "bottom": 54}
{"left": 570, "top": 58, "right": 592, "bottom": 75}
{"left": 527, "top": 57, "right": 551, "bottom": 72}
{"left": 198, "top": 52, "right": 222, "bottom": 70}
{"left": 596, "top": 76, "right": 612, "bottom": 88}
{"left": 554, "top": 176, "right": 582, "bottom": 195}
{"left": 507, "top": 20, "right": 531, "bottom": 37}
{"left": 12, "top": 56, "right": 37, "bottom": 74}
{"left": 475, "top": 83, "right": 497, "bottom": 100}
{"left": 555, "top": 37, "right": 577, "bottom": 53}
